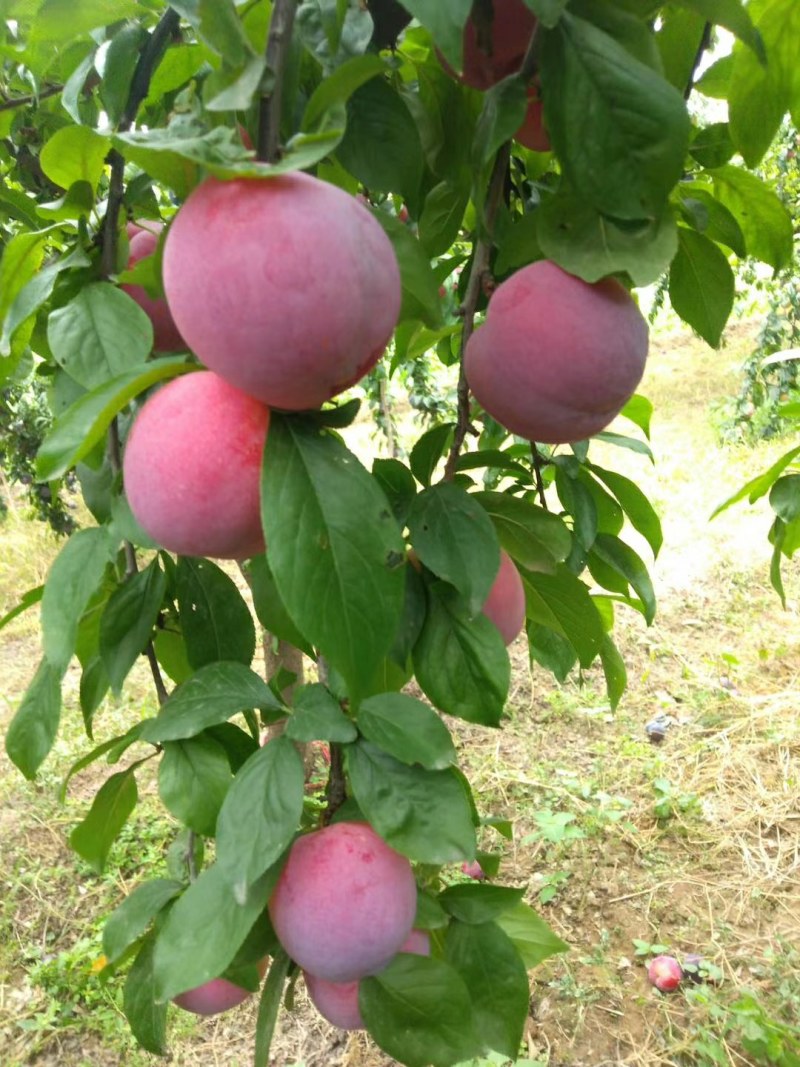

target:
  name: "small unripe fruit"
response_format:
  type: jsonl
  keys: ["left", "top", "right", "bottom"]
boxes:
{"left": 482, "top": 549, "right": 526, "bottom": 645}
{"left": 121, "top": 222, "right": 186, "bottom": 353}
{"left": 304, "top": 929, "right": 429, "bottom": 1031}
{"left": 461, "top": 860, "right": 486, "bottom": 881}
{"left": 465, "top": 260, "right": 649, "bottom": 444}
{"left": 647, "top": 955, "right": 683, "bottom": 992}
{"left": 269, "top": 822, "right": 417, "bottom": 983}
{"left": 123, "top": 371, "right": 269, "bottom": 560}
{"left": 163, "top": 174, "right": 401, "bottom": 410}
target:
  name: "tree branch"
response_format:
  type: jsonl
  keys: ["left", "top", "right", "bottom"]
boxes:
{"left": 442, "top": 142, "right": 511, "bottom": 481}
{"left": 684, "top": 21, "right": 712, "bottom": 101}
{"left": 257, "top": 0, "right": 298, "bottom": 163}
{"left": 0, "top": 83, "right": 62, "bottom": 112}
{"left": 530, "top": 443, "right": 548, "bottom": 509}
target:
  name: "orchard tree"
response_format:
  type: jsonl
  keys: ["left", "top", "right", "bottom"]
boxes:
{"left": 0, "top": 1, "right": 797, "bottom": 1064}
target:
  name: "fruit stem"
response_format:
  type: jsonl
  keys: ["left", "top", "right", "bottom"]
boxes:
{"left": 257, "top": 0, "right": 298, "bottom": 163}
{"left": 442, "top": 141, "right": 511, "bottom": 481}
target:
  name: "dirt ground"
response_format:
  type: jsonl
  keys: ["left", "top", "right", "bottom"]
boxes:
{"left": 1, "top": 319, "right": 799, "bottom": 1066}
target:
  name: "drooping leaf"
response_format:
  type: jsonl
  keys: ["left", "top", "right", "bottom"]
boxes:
{"left": 176, "top": 557, "right": 256, "bottom": 669}
{"left": 123, "top": 937, "right": 167, "bottom": 1056}
{"left": 41, "top": 526, "right": 111, "bottom": 674}
{"left": 103, "top": 878, "right": 184, "bottom": 965}
{"left": 99, "top": 560, "right": 167, "bottom": 694}
{"left": 439, "top": 883, "right": 525, "bottom": 924}
{"left": 4, "top": 659, "right": 63, "bottom": 780}
{"left": 494, "top": 900, "right": 569, "bottom": 968}
{"left": 159, "top": 735, "right": 233, "bottom": 837}
{"left": 357, "top": 692, "right": 457, "bottom": 770}
{"left": 70, "top": 769, "right": 138, "bottom": 873}
{"left": 668, "top": 227, "right": 734, "bottom": 348}
{"left": 261, "top": 416, "right": 405, "bottom": 702}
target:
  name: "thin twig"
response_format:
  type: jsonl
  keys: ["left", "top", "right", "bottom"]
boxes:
{"left": 684, "top": 21, "right": 713, "bottom": 101}
{"left": 99, "top": 9, "right": 180, "bottom": 708}
{"left": 441, "top": 18, "right": 540, "bottom": 482}
{"left": 442, "top": 142, "right": 510, "bottom": 481}
{"left": 256, "top": 0, "right": 298, "bottom": 163}
{"left": 0, "top": 83, "right": 62, "bottom": 112}
{"left": 323, "top": 743, "right": 347, "bottom": 825}
{"left": 186, "top": 830, "right": 199, "bottom": 881}
{"left": 531, "top": 443, "right": 548, "bottom": 509}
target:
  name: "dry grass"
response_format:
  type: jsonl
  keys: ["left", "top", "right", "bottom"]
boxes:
{"left": 2, "top": 318, "right": 800, "bottom": 1066}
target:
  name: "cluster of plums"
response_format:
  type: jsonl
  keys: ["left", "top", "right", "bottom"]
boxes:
{"left": 174, "top": 821, "right": 428, "bottom": 1028}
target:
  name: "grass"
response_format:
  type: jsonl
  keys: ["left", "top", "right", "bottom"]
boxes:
{"left": 1, "top": 318, "right": 800, "bottom": 1065}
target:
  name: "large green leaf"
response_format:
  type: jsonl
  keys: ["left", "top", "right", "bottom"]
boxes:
{"left": 728, "top": 0, "right": 800, "bottom": 166}
{"left": 99, "top": 560, "right": 166, "bottom": 694}
{"left": 140, "top": 662, "right": 284, "bottom": 744}
{"left": 412, "top": 581, "right": 510, "bottom": 727}
{"left": 39, "top": 126, "right": 111, "bottom": 190}
{"left": 152, "top": 862, "right": 278, "bottom": 1001}
{"left": 494, "top": 901, "right": 569, "bottom": 968}
{"left": 668, "top": 227, "right": 734, "bottom": 348}
{"left": 32, "top": 0, "right": 140, "bottom": 41}
{"left": 439, "top": 884, "right": 525, "bottom": 925}
{"left": 540, "top": 14, "right": 690, "bottom": 219}
{"left": 360, "top": 954, "right": 480, "bottom": 1067}
{"left": 408, "top": 482, "right": 500, "bottom": 615}
{"left": 215, "top": 736, "right": 304, "bottom": 892}
{"left": 285, "top": 684, "right": 357, "bottom": 743}
{"left": 41, "top": 526, "right": 112, "bottom": 674}
{"left": 473, "top": 491, "right": 572, "bottom": 570}
{"left": 261, "top": 417, "right": 405, "bottom": 702}
{"left": 70, "top": 769, "right": 138, "bottom": 873}
{"left": 103, "top": 878, "right": 184, "bottom": 966}
{"left": 711, "top": 165, "right": 793, "bottom": 272}
{"left": 522, "top": 566, "right": 605, "bottom": 668}
{"left": 346, "top": 740, "right": 476, "bottom": 864}
{"left": 4, "top": 659, "right": 62, "bottom": 780}
{"left": 394, "top": 0, "right": 472, "bottom": 69}
{"left": 123, "top": 937, "right": 167, "bottom": 1056}
{"left": 159, "top": 736, "right": 233, "bottom": 837}
{"left": 47, "top": 284, "right": 153, "bottom": 389}
{"left": 589, "top": 465, "right": 663, "bottom": 557}
{"left": 444, "top": 921, "right": 529, "bottom": 1060}
{"left": 357, "top": 692, "right": 457, "bottom": 770}
{"left": 176, "top": 558, "right": 255, "bottom": 670}
{"left": 373, "top": 211, "right": 444, "bottom": 329}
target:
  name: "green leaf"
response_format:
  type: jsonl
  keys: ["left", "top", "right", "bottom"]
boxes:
{"left": 678, "top": 0, "right": 764, "bottom": 57}
{"left": 439, "top": 884, "right": 525, "bottom": 924}
{"left": 101, "top": 21, "right": 147, "bottom": 125}
{"left": 70, "top": 769, "right": 138, "bottom": 873}
{"left": 159, "top": 735, "right": 233, "bottom": 837}
{"left": 395, "top": 0, "right": 471, "bottom": 70}
{"left": 474, "top": 76, "right": 528, "bottom": 166}
{"left": 677, "top": 184, "right": 746, "bottom": 258}
{"left": 689, "top": 122, "right": 735, "bottom": 169}
{"left": 589, "top": 466, "right": 662, "bottom": 557}
{"left": 494, "top": 900, "right": 570, "bottom": 968}
{"left": 769, "top": 475, "right": 800, "bottom": 524}
{"left": 303, "top": 53, "right": 386, "bottom": 129}
{"left": 711, "top": 446, "right": 800, "bottom": 518}
{"left": 600, "top": 632, "right": 627, "bottom": 710}
{"left": 444, "top": 920, "right": 529, "bottom": 1060}
{"left": 254, "top": 951, "right": 292, "bottom": 1067}
{"left": 360, "top": 954, "right": 480, "bottom": 1067}
{"left": 39, "top": 126, "right": 111, "bottom": 190}
{"left": 215, "top": 736, "right": 304, "bottom": 893}
{"left": 590, "top": 533, "right": 656, "bottom": 624}
{"left": 357, "top": 692, "right": 457, "bottom": 770}
{"left": 711, "top": 165, "right": 793, "bottom": 272}
{"left": 346, "top": 740, "right": 476, "bottom": 864}
{"left": 373, "top": 211, "right": 444, "bottom": 329}
{"left": 153, "top": 862, "right": 277, "bottom": 1001}
{"left": 372, "top": 458, "right": 418, "bottom": 526}
{"left": 413, "top": 581, "right": 510, "bottom": 727}
{"left": 36, "top": 359, "right": 195, "bottom": 481}
{"left": 418, "top": 180, "right": 469, "bottom": 258}
{"left": 619, "top": 394, "right": 653, "bottom": 438}
{"left": 261, "top": 416, "right": 405, "bottom": 703}
{"left": 473, "top": 491, "right": 572, "bottom": 570}
{"left": 540, "top": 14, "right": 690, "bottom": 219}
{"left": 176, "top": 557, "right": 255, "bottom": 670}
{"left": 285, "top": 684, "right": 357, "bottom": 743}
{"left": 409, "top": 424, "right": 455, "bottom": 487}
{"left": 99, "top": 560, "right": 166, "bottom": 694}
{"left": 0, "top": 228, "right": 56, "bottom": 327}
{"left": 32, "top": 0, "right": 141, "bottom": 41}
{"left": 537, "top": 188, "right": 678, "bottom": 286}
{"left": 47, "top": 284, "right": 153, "bottom": 389}
{"left": 728, "top": 0, "right": 800, "bottom": 166}
{"left": 337, "top": 77, "right": 424, "bottom": 206}
{"left": 141, "top": 661, "right": 283, "bottom": 744}
{"left": 41, "top": 527, "right": 111, "bottom": 674}
{"left": 103, "top": 879, "right": 184, "bottom": 965}
{"left": 123, "top": 937, "right": 167, "bottom": 1056}
{"left": 4, "top": 659, "right": 62, "bottom": 780}
{"left": 246, "top": 555, "right": 313, "bottom": 658}
{"left": 522, "top": 566, "right": 605, "bottom": 668}
{"left": 668, "top": 227, "right": 734, "bottom": 348}
{"left": 0, "top": 585, "right": 43, "bottom": 633}
{"left": 1, "top": 245, "right": 92, "bottom": 358}
{"left": 408, "top": 482, "right": 500, "bottom": 615}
